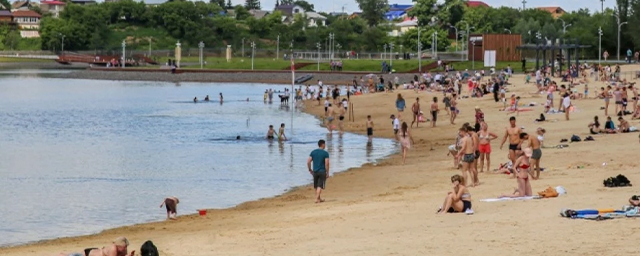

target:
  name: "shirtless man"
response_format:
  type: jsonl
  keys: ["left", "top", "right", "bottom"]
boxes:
{"left": 411, "top": 97, "right": 420, "bottom": 128}
{"left": 466, "top": 125, "right": 480, "bottom": 186}
{"left": 87, "top": 237, "right": 134, "bottom": 256}
{"left": 519, "top": 133, "right": 542, "bottom": 180}
{"left": 456, "top": 126, "right": 477, "bottom": 187}
{"left": 500, "top": 116, "right": 522, "bottom": 165}
{"left": 326, "top": 104, "right": 335, "bottom": 133}
{"left": 430, "top": 97, "right": 439, "bottom": 127}
{"left": 337, "top": 105, "right": 346, "bottom": 135}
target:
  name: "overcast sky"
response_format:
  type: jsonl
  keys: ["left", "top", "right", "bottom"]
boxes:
{"left": 231, "top": 0, "right": 617, "bottom": 14}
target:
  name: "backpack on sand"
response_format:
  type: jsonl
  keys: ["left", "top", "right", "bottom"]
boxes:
{"left": 141, "top": 240, "right": 159, "bottom": 256}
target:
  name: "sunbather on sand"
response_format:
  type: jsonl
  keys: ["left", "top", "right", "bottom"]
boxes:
{"left": 437, "top": 174, "right": 473, "bottom": 214}
{"left": 630, "top": 195, "right": 640, "bottom": 207}
{"left": 501, "top": 148, "right": 533, "bottom": 198}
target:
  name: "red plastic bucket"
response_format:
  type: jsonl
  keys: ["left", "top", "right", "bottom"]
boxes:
{"left": 198, "top": 209, "right": 207, "bottom": 216}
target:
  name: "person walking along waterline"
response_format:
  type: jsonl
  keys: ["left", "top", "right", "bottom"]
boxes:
{"left": 307, "top": 140, "right": 330, "bottom": 203}
{"left": 159, "top": 196, "right": 180, "bottom": 220}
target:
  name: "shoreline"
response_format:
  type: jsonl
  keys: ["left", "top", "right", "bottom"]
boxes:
{"left": 0, "top": 94, "right": 400, "bottom": 251}
{"left": 4, "top": 66, "right": 640, "bottom": 255}
{"left": 45, "top": 69, "right": 417, "bottom": 85}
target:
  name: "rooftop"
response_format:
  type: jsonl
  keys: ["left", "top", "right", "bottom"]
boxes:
{"left": 466, "top": 1, "right": 489, "bottom": 7}
{"left": 12, "top": 10, "right": 41, "bottom": 17}
{"left": 41, "top": 0, "right": 66, "bottom": 5}
{"left": 0, "top": 10, "right": 11, "bottom": 16}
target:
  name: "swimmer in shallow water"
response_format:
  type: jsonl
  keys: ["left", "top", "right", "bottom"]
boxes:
{"left": 266, "top": 125, "right": 275, "bottom": 139}
{"left": 193, "top": 97, "right": 198, "bottom": 103}
{"left": 204, "top": 95, "right": 209, "bottom": 101}
{"left": 236, "top": 136, "right": 241, "bottom": 140}
{"left": 278, "top": 123, "right": 287, "bottom": 141}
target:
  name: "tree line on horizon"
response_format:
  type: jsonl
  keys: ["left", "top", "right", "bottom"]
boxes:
{"left": 0, "top": 0, "right": 639, "bottom": 58}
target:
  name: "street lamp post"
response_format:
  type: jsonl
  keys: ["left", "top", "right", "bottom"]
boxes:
{"left": 121, "top": 40, "right": 126, "bottom": 69}
{"left": 276, "top": 34, "right": 280, "bottom": 60}
{"left": 336, "top": 43, "right": 342, "bottom": 59}
{"left": 598, "top": 27, "right": 603, "bottom": 64}
{"left": 198, "top": 41, "right": 204, "bottom": 69}
{"left": 389, "top": 43, "right": 394, "bottom": 69}
{"left": 251, "top": 41, "right": 256, "bottom": 70}
{"left": 241, "top": 37, "right": 245, "bottom": 58}
{"left": 148, "top": 38, "right": 152, "bottom": 57}
{"left": 522, "top": 0, "right": 526, "bottom": 9}
{"left": 418, "top": 28, "right": 422, "bottom": 72}
{"left": 600, "top": 0, "right": 605, "bottom": 13}
{"left": 329, "top": 33, "right": 335, "bottom": 59}
{"left": 471, "top": 38, "right": 476, "bottom": 69}
{"left": 435, "top": 31, "right": 438, "bottom": 59}
{"left": 59, "top": 34, "right": 65, "bottom": 55}
{"left": 383, "top": 44, "right": 387, "bottom": 61}
{"left": 316, "top": 42, "right": 321, "bottom": 71}
{"left": 613, "top": 13, "right": 628, "bottom": 61}
{"left": 450, "top": 24, "right": 458, "bottom": 52}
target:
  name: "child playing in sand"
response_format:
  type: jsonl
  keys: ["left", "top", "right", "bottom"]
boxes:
{"left": 525, "top": 73, "right": 531, "bottom": 84}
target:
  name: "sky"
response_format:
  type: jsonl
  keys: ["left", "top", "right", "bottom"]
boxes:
{"left": 230, "top": 0, "right": 617, "bottom": 14}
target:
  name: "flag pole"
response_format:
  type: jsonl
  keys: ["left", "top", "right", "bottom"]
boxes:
{"left": 291, "top": 49, "right": 295, "bottom": 136}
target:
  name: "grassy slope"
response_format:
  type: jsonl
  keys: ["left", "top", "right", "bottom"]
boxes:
{"left": 0, "top": 57, "right": 53, "bottom": 63}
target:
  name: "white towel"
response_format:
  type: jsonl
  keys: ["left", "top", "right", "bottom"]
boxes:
{"left": 480, "top": 196, "right": 540, "bottom": 202}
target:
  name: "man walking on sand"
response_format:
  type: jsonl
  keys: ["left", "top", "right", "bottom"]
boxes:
{"left": 307, "top": 140, "right": 330, "bottom": 203}
{"left": 457, "top": 127, "right": 477, "bottom": 187}
{"left": 500, "top": 116, "right": 522, "bottom": 165}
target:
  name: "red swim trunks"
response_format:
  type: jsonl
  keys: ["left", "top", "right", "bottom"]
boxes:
{"left": 478, "top": 143, "right": 491, "bottom": 154}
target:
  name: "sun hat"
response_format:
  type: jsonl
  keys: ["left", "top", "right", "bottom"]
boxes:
{"left": 114, "top": 237, "right": 129, "bottom": 247}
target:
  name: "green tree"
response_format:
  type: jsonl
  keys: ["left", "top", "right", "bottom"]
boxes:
{"left": 210, "top": 0, "right": 224, "bottom": 9}
{"left": 294, "top": 0, "right": 314, "bottom": 12}
{"left": 355, "top": 0, "right": 389, "bottom": 27}
{"left": 244, "top": 0, "right": 260, "bottom": 10}
{"left": 225, "top": 0, "right": 232, "bottom": 9}
{"left": 407, "top": 0, "right": 438, "bottom": 26}
{"left": 3, "top": 30, "right": 19, "bottom": 50}
{"left": 234, "top": 5, "right": 251, "bottom": 20}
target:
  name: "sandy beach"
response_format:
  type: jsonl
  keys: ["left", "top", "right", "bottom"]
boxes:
{"left": 3, "top": 65, "right": 640, "bottom": 256}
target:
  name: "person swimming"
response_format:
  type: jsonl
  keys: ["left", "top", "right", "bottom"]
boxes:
{"left": 236, "top": 136, "right": 241, "bottom": 140}
{"left": 193, "top": 97, "right": 198, "bottom": 103}
{"left": 204, "top": 95, "right": 210, "bottom": 101}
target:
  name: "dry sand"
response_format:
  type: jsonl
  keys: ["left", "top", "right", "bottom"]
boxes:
{"left": 3, "top": 65, "right": 640, "bottom": 256}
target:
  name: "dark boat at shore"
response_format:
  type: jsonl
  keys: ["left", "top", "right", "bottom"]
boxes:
{"left": 294, "top": 74, "right": 314, "bottom": 84}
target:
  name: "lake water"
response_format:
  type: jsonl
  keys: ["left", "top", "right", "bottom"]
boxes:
{"left": 0, "top": 71, "right": 398, "bottom": 246}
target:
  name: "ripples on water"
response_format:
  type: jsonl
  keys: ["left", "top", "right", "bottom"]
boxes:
{"left": 0, "top": 73, "right": 398, "bottom": 246}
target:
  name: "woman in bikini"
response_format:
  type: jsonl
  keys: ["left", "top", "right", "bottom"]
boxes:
{"left": 477, "top": 122, "right": 498, "bottom": 173}
{"left": 86, "top": 237, "right": 134, "bottom": 256}
{"left": 449, "top": 94, "right": 458, "bottom": 125}
{"left": 437, "top": 174, "right": 473, "bottom": 214}
{"left": 502, "top": 148, "right": 533, "bottom": 198}
{"left": 397, "top": 122, "right": 415, "bottom": 165}
{"left": 588, "top": 116, "right": 601, "bottom": 134}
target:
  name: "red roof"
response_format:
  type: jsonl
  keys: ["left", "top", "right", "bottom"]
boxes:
{"left": 11, "top": 10, "right": 42, "bottom": 18}
{"left": 41, "top": 0, "right": 66, "bottom": 5}
{"left": 466, "top": 1, "right": 489, "bottom": 7}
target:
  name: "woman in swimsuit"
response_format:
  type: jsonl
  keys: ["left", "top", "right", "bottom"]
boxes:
{"left": 588, "top": 116, "right": 601, "bottom": 134}
{"left": 449, "top": 94, "right": 458, "bottom": 125}
{"left": 86, "top": 237, "right": 134, "bottom": 256}
{"left": 397, "top": 122, "right": 414, "bottom": 165}
{"left": 477, "top": 122, "right": 498, "bottom": 173}
{"left": 502, "top": 148, "right": 533, "bottom": 198}
{"left": 437, "top": 174, "right": 473, "bottom": 214}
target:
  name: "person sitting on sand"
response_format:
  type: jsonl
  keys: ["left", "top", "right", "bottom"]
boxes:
{"left": 604, "top": 116, "right": 618, "bottom": 133}
{"left": 589, "top": 116, "right": 602, "bottom": 134}
{"left": 618, "top": 116, "right": 631, "bottom": 133}
{"left": 629, "top": 195, "right": 640, "bottom": 207}
{"left": 437, "top": 174, "right": 473, "bottom": 214}
{"left": 502, "top": 148, "right": 533, "bottom": 198}
{"left": 86, "top": 237, "right": 135, "bottom": 256}
{"left": 160, "top": 196, "right": 179, "bottom": 220}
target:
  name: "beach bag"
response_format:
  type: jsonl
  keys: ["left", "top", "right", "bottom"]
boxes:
{"left": 570, "top": 135, "right": 581, "bottom": 142}
{"left": 141, "top": 240, "right": 159, "bottom": 256}
{"left": 603, "top": 174, "right": 632, "bottom": 187}
{"left": 538, "top": 186, "right": 559, "bottom": 198}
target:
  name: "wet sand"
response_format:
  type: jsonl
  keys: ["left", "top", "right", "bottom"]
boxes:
{"left": 3, "top": 65, "right": 640, "bottom": 256}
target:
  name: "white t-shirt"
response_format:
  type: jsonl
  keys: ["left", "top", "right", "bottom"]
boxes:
{"left": 342, "top": 101, "right": 348, "bottom": 108}
{"left": 324, "top": 100, "right": 329, "bottom": 107}
{"left": 393, "top": 118, "right": 400, "bottom": 130}
{"left": 318, "top": 81, "right": 323, "bottom": 86}
{"left": 562, "top": 96, "right": 571, "bottom": 108}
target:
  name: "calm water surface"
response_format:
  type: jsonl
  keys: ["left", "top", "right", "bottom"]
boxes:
{"left": 0, "top": 72, "right": 397, "bottom": 246}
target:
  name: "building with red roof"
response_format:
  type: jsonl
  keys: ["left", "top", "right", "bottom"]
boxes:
{"left": 41, "top": 0, "right": 66, "bottom": 18}
{"left": 12, "top": 10, "right": 41, "bottom": 38}
{"left": 465, "top": 1, "right": 489, "bottom": 8}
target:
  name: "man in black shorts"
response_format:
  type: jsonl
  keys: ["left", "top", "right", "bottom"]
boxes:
{"left": 500, "top": 116, "right": 522, "bottom": 165}
{"left": 307, "top": 140, "right": 330, "bottom": 203}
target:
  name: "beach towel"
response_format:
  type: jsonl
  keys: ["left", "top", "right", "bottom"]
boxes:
{"left": 560, "top": 207, "right": 640, "bottom": 220}
{"left": 480, "top": 196, "right": 541, "bottom": 202}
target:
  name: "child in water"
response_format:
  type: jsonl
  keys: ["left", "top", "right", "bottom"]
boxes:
{"left": 266, "top": 125, "right": 275, "bottom": 139}
{"left": 366, "top": 115, "right": 374, "bottom": 140}
{"left": 278, "top": 123, "right": 287, "bottom": 141}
